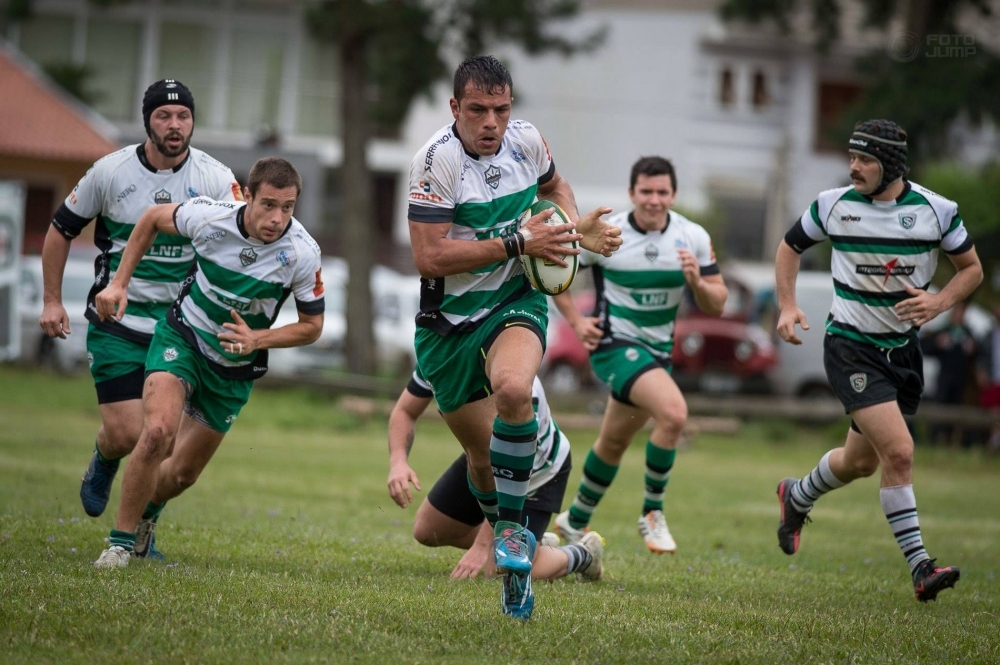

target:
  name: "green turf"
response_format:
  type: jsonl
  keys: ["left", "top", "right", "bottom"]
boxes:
{"left": 1, "top": 366, "right": 998, "bottom": 664}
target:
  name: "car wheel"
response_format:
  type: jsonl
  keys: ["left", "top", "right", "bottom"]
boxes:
{"left": 546, "top": 362, "right": 583, "bottom": 394}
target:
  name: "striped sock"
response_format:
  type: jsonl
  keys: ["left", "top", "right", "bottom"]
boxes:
{"left": 789, "top": 450, "right": 847, "bottom": 513}
{"left": 643, "top": 443, "right": 676, "bottom": 515}
{"left": 560, "top": 544, "right": 593, "bottom": 576}
{"left": 109, "top": 529, "right": 136, "bottom": 552}
{"left": 142, "top": 501, "right": 167, "bottom": 522}
{"left": 880, "top": 484, "right": 930, "bottom": 573}
{"left": 467, "top": 472, "right": 499, "bottom": 527}
{"left": 568, "top": 449, "right": 619, "bottom": 529}
{"left": 491, "top": 416, "right": 538, "bottom": 526}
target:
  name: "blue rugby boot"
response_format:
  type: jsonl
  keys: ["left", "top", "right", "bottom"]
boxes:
{"left": 80, "top": 448, "right": 120, "bottom": 517}
{"left": 501, "top": 568, "right": 535, "bottom": 620}
{"left": 493, "top": 521, "right": 535, "bottom": 575}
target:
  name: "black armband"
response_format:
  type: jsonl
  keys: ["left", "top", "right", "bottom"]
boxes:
{"left": 503, "top": 233, "right": 524, "bottom": 259}
{"left": 783, "top": 220, "right": 820, "bottom": 254}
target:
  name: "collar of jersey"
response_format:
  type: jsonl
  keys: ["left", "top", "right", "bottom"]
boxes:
{"left": 628, "top": 211, "right": 669, "bottom": 235}
{"left": 236, "top": 205, "right": 293, "bottom": 244}
{"left": 136, "top": 143, "right": 190, "bottom": 174}
{"left": 452, "top": 123, "right": 503, "bottom": 161}
{"left": 855, "top": 179, "right": 912, "bottom": 206}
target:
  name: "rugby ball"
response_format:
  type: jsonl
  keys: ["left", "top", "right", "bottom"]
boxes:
{"left": 518, "top": 200, "right": 578, "bottom": 296}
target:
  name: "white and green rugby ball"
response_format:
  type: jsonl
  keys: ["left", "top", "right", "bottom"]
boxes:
{"left": 518, "top": 200, "right": 578, "bottom": 296}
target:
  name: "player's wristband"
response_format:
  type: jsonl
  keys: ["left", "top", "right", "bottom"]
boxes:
{"left": 503, "top": 234, "right": 520, "bottom": 258}
{"left": 514, "top": 231, "right": 525, "bottom": 256}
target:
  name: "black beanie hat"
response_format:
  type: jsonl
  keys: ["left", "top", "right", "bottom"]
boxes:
{"left": 142, "top": 79, "right": 195, "bottom": 136}
{"left": 847, "top": 119, "right": 908, "bottom": 196}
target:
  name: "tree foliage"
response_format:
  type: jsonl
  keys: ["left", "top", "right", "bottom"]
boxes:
{"left": 720, "top": 0, "right": 1000, "bottom": 163}
{"left": 306, "top": 0, "right": 603, "bottom": 375}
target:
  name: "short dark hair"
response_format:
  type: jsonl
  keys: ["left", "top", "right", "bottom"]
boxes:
{"left": 247, "top": 157, "right": 302, "bottom": 197}
{"left": 629, "top": 156, "right": 677, "bottom": 192}
{"left": 454, "top": 55, "right": 513, "bottom": 101}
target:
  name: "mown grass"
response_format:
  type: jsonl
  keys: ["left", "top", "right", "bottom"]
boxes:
{"left": 1, "top": 366, "right": 998, "bottom": 664}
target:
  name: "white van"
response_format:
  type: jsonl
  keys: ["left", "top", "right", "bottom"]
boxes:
{"left": 724, "top": 262, "right": 834, "bottom": 397}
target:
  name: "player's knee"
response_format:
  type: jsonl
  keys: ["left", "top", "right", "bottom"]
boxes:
{"left": 653, "top": 403, "right": 687, "bottom": 437}
{"left": 412, "top": 521, "right": 440, "bottom": 547}
{"left": 171, "top": 466, "right": 200, "bottom": 490}
{"left": 882, "top": 446, "right": 913, "bottom": 474}
{"left": 139, "top": 420, "right": 176, "bottom": 455}
{"left": 848, "top": 456, "right": 879, "bottom": 478}
{"left": 491, "top": 374, "right": 532, "bottom": 421}
{"left": 104, "top": 425, "right": 139, "bottom": 456}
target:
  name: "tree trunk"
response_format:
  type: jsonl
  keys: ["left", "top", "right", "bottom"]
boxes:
{"left": 340, "top": 31, "right": 377, "bottom": 375}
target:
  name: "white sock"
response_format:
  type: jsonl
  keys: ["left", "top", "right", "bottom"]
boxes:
{"left": 789, "top": 450, "right": 847, "bottom": 513}
{"left": 880, "top": 484, "right": 930, "bottom": 574}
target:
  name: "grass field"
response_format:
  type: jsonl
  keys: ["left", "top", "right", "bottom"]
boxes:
{"left": 1, "top": 366, "right": 998, "bottom": 664}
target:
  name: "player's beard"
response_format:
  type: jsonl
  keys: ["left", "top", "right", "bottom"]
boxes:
{"left": 151, "top": 127, "right": 193, "bottom": 159}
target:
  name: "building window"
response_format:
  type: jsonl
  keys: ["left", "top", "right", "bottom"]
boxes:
{"left": 158, "top": 22, "right": 217, "bottom": 125}
{"left": 816, "top": 81, "right": 865, "bottom": 151}
{"left": 227, "top": 28, "right": 285, "bottom": 132}
{"left": 719, "top": 67, "right": 735, "bottom": 108}
{"left": 84, "top": 18, "right": 142, "bottom": 122}
{"left": 751, "top": 70, "right": 770, "bottom": 110}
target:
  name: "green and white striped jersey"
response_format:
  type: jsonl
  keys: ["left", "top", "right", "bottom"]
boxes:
{"left": 169, "top": 197, "right": 325, "bottom": 379}
{"left": 407, "top": 120, "right": 555, "bottom": 335}
{"left": 796, "top": 181, "right": 972, "bottom": 348}
{"left": 407, "top": 369, "right": 570, "bottom": 490}
{"left": 583, "top": 211, "right": 718, "bottom": 360}
{"left": 53, "top": 144, "right": 242, "bottom": 344}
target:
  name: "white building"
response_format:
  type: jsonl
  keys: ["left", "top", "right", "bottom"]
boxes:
{"left": 8, "top": 0, "right": 997, "bottom": 266}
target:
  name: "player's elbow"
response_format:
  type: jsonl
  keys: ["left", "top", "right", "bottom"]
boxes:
{"left": 414, "top": 254, "right": 442, "bottom": 279}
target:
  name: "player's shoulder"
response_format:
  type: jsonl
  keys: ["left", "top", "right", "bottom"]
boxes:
{"left": 288, "top": 220, "right": 322, "bottom": 260}
{"left": 89, "top": 144, "right": 138, "bottom": 178}
{"left": 670, "top": 209, "right": 707, "bottom": 233}
{"left": 907, "top": 181, "right": 957, "bottom": 208}
{"left": 816, "top": 184, "right": 856, "bottom": 205}
{"left": 506, "top": 119, "right": 542, "bottom": 138}
{"left": 187, "top": 147, "right": 236, "bottom": 177}
{"left": 415, "top": 123, "right": 462, "bottom": 169}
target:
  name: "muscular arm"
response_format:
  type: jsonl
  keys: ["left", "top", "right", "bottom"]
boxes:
{"left": 113, "top": 204, "right": 180, "bottom": 288}
{"left": 243, "top": 311, "right": 324, "bottom": 349}
{"left": 775, "top": 239, "right": 810, "bottom": 344}
{"left": 553, "top": 289, "right": 602, "bottom": 350}
{"left": 387, "top": 389, "right": 431, "bottom": 508}
{"left": 408, "top": 220, "right": 509, "bottom": 278}
{"left": 690, "top": 274, "right": 728, "bottom": 316}
{"left": 895, "top": 247, "right": 983, "bottom": 327}
{"left": 537, "top": 170, "right": 580, "bottom": 224}
{"left": 39, "top": 226, "right": 74, "bottom": 338}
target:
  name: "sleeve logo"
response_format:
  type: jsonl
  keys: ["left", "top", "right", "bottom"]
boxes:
{"left": 313, "top": 268, "right": 325, "bottom": 297}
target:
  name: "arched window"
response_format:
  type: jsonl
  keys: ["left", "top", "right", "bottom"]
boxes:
{"left": 719, "top": 67, "right": 734, "bottom": 108}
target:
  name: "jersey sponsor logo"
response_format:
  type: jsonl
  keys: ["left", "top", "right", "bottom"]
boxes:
{"left": 216, "top": 292, "right": 252, "bottom": 313}
{"left": 848, "top": 138, "right": 868, "bottom": 147}
{"left": 898, "top": 212, "right": 916, "bottom": 230}
{"left": 154, "top": 189, "right": 172, "bottom": 204}
{"left": 410, "top": 180, "right": 444, "bottom": 203}
{"left": 147, "top": 245, "right": 184, "bottom": 258}
{"left": 492, "top": 467, "right": 514, "bottom": 479}
{"left": 625, "top": 348, "right": 640, "bottom": 362}
{"left": 313, "top": 269, "right": 324, "bottom": 297}
{"left": 541, "top": 136, "right": 552, "bottom": 163}
{"left": 163, "top": 347, "right": 179, "bottom": 362}
{"left": 231, "top": 182, "right": 245, "bottom": 201}
{"left": 511, "top": 148, "right": 527, "bottom": 163}
{"left": 840, "top": 214, "right": 861, "bottom": 222}
{"left": 205, "top": 230, "right": 227, "bottom": 241}
{"left": 239, "top": 247, "right": 258, "bottom": 267}
{"left": 277, "top": 250, "right": 290, "bottom": 267}
{"left": 644, "top": 244, "right": 659, "bottom": 262}
{"left": 116, "top": 184, "right": 137, "bottom": 203}
{"left": 850, "top": 372, "right": 867, "bottom": 392}
{"left": 856, "top": 258, "right": 914, "bottom": 286}
{"left": 484, "top": 165, "right": 502, "bottom": 189}
{"left": 633, "top": 292, "right": 670, "bottom": 307}
{"left": 214, "top": 201, "right": 237, "bottom": 209}
{"left": 192, "top": 198, "right": 213, "bottom": 205}
{"left": 187, "top": 187, "right": 200, "bottom": 199}
{"left": 225, "top": 415, "right": 237, "bottom": 425}
{"left": 424, "top": 133, "right": 452, "bottom": 170}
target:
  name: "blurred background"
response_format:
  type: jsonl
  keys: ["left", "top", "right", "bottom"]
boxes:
{"left": 1, "top": 0, "right": 998, "bottom": 446}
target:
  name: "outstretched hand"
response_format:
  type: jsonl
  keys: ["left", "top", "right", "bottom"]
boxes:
{"left": 576, "top": 207, "right": 622, "bottom": 257}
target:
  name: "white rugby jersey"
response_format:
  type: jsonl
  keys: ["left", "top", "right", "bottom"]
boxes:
{"left": 407, "top": 370, "right": 570, "bottom": 490}
{"left": 796, "top": 181, "right": 972, "bottom": 348}
{"left": 169, "top": 198, "right": 325, "bottom": 379}
{"left": 582, "top": 210, "right": 718, "bottom": 360}
{"left": 407, "top": 120, "right": 555, "bottom": 335}
{"left": 53, "top": 144, "right": 242, "bottom": 343}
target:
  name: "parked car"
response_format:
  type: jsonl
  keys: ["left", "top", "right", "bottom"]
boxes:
{"left": 540, "top": 282, "right": 779, "bottom": 395}
{"left": 19, "top": 255, "right": 94, "bottom": 374}
{"left": 267, "top": 258, "right": 421, "bottom": 378}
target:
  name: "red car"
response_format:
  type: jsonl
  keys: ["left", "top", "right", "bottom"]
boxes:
{"left": 542, "top": 286, "right": 778, "bottom": 394}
